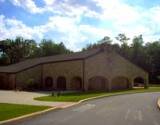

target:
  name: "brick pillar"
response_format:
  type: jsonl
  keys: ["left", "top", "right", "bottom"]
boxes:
{"left": 108, "top": 79, "right": 112, "bottom": 92}
{"left": 52, "top": 78, "right": 56, "bottom": 90}
{"left": 66, "top": 78, "right": 70, "bottom": 90}
{"left": 83, "top": 78, "right": 88, "bottom": 91}
{"left": 129, "top": 78, "right": 134, "bottom": 89}
{"left": 144, "top": 77, "right": 149, "bottom": 89}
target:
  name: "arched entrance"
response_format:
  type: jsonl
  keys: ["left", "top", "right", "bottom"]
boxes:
{"left": 0, "top": 76, "right": 5, "bottom": 89}
{"left": 111, "top": 76, "right": 129, "bottom": 90}
{"left": 70, "top": 77, "right": 82, "bottom": 90}
{"left": 57, "top": 76, "right": 66, "bottom": 90}
{"left": 44, "top": 77, "right": 53, "bottom": 90}
{"left": 134, "top": 77, "right": 145, "bottom": 87}
{"left": 88, "top": 76, "right": 108, "bottom": 91}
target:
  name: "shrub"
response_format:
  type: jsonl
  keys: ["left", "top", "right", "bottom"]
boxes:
{"left": 26, "top": 78, "right": 38, "bottom": 90}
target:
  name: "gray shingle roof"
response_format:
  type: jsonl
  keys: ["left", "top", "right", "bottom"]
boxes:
{"left": 0, "top": 48, "right": 101, "bottom": 73}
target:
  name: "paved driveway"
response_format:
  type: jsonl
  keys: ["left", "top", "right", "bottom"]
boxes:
{"left": 6, "top": 92, "right": 160, "bottom": 125}
{"left": 0, "top": 90, "right": 74, "bottom": 107}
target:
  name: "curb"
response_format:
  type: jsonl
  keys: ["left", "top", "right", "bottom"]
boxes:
{"left": 0, "top": 107, "right": 60, "bottom": 125}
{"left": 59, "top": 94, "right": 115, "bottom": 108}
{"left": 1, "top": 91, "right": 160, "bottom": 124}
{"left": 61, "top": 93, "right": 122, "bottom": 108}
{"left": 157, "top": 98, "right": 160, "bottom": 110}
{"left": 0, "top": 94, "right": 114, "bottom": 125}
{"left": 64, "top": 92, "right": 160, "bottom": 109}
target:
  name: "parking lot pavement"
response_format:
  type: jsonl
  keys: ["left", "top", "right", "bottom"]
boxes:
{"left": 0, "top": 90, "right": 74, "bottom": 107}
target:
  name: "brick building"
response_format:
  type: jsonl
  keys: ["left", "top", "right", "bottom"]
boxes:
{"left": 0, "top": 46, "right": 148, "bottom": 91}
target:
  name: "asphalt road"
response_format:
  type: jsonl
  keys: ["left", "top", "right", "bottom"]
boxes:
{"left": 5, "top": 92, "right": 160, "bottom": 125}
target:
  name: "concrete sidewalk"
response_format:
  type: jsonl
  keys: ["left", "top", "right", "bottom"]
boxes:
{"left": 0, "top": 90, "right": 74, "bottom": 107}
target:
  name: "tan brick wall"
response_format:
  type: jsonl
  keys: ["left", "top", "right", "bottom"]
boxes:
{"left": 15, "top": 65, "right": 42, "bottom": 89}
{"left": 42, "top": 60, "right": 83, "bottom": 90}
{"left": 0, "top": 73, "right": 15, "bottom": 89}
{"left": 110, "top": 52, "right": 148, "bottom": 86}
{"left": 6, "top": 49, "right": 148, "bottom": 91}
{"left": 0, "top": 73, "right": 8, "bottom": 89}
{"left": 84, "top": 50, "right": 148, "bottom": 91}
{"left": 8, "top": 74, "right": 16, "bottom": 89}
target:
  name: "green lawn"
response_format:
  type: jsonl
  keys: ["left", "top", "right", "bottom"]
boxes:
{"left": 35, "top": 87, "right": 160, "bottom": 102}
{"left": 0, "top": 103, "right": 50, "bottom": 121}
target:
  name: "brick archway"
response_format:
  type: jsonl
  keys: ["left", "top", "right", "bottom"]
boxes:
{"left": 44, "top": 77, "right": 53, "bottom": 90}
{"left": 70, "top": 77, "right": 82, "bottom": 90}
{"left": 0, "top": 75, "right": 5, "bottom": 89}
{"left": 88, "top": 76, "right": 108, "bottom": 91}
{"left": 134, "top": 77, "right": 145, "bottom": 87}
{"left": 111, "top": 76, "right": 129, "bottom": 90}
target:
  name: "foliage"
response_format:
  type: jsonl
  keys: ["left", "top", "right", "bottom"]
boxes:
{"left": 0, "top": 35, "right": 160, "bottom": 84}
{"left": 35, "top": 87, "right": 160, "bottom": 102}
{"left": 0, "top": 37, "right": 72, "bottom": 64}
{"left": 25, "top": 78, "right": 39, "bottom": 90}
{"left": 82, "top": 36, "right": 112, "bottom": 51}
{"left": 0, "top": 103, "right": 50, "bottom": 121}
{"left": 82, "top": 34, "right": 160, "bottom": 84}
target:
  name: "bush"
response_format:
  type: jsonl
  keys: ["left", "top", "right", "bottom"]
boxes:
{"left": 26, "top": 78, "right": 38, "bottom": 90}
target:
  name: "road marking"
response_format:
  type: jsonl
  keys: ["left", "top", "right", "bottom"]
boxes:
{"left": 73, "top": 104, "right": 95, "bottom": 113}
{"left": 134, "top": 110, "right": 143, "bottom": 121}
{"left": 138, "top": 110, "right": 143, "bottom": 121}
{"left": 124, "top": 109, "right": 130, "bottom": 120}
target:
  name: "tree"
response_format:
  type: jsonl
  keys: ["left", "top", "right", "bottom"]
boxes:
{"left": 39, "top": 39, "right": 72, "bottom": 57}
{"left": 98, "top": 36, "right": 112, "bottom": 44}
{"left": 39, "top": 39, "right": 55, "bottom": 56}
{"left": 82, "top": 36, "right": 113, "bottom": 51}
{"left": 130, "top": 35, "right": 147, "bottom": 70}
{"left": 115, "top": 33, "right": 130, "bottom": 44}
{"left": 145, "top": 41, "right": 160, "bottom": 82}
{"left": 0, "top": 53, "right": 10, "bottom": 65}
{"left": 3, "top": 37, "right": 37, "bottom": 63}
{"left": 115, "top": 34, "right": 130, "bottom": 58}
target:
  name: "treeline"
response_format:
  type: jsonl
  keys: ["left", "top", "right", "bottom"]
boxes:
{"left": 83, "top": 34, "right": 160, "bottom": 84}
{"left": 0, "top": 36, "right": 72, "bottom": 65}
{"left": 0, "top": 34, "right": 160, "bottom": 83}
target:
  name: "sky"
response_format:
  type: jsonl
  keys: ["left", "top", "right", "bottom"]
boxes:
{"left": 0, "top": 0, "right": 160, "bottom": 51}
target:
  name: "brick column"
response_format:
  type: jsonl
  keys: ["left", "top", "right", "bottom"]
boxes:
{"left": 108, "top": 78, "right": 112, "bottom": 92}
{"left": 129, "top": 78, "right": 134, "bottom": 89}
{"left": 144, "top": 77, "right": 149, "bottom": 89}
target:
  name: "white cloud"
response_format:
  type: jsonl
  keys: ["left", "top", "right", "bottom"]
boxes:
{"left": 0, "top": 14, "right": 110, "bottom": 51}
{"left": 10, "top": 0, "right": 46, "bottom": 14}
{"left": 94, "top": 0, "right": 140, "bottom": 25}
{"left": 8, "top": 0, "right": 99, "bottom": 19}
{"left": 43, "top": 0, "right": 55, "bottom": 6}
{"left": 148, "top": 6, "right": 160, "bottom": 23}
{"left": 79, "top": 24, "right": 112, "bottom": 42}
{"left": 0, "top": 15, "right": 44, "bottom": 40}
{"left": 1, "top": 0, "right": 160, "bottom": 50}
{"left": 92, "top": 0, "right": 160, "bottom": 42}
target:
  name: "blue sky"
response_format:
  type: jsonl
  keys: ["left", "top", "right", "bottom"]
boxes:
{"left": 0, "top": 0, "right": 160, "bottom": 51}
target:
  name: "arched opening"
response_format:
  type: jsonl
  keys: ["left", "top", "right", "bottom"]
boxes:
{"left": 111, "top": 76, "right": 129, "bottom": 91}
{"left": 134, "top": 77, "right": 145, "bottom": 87}
{"left": 57, "top": 76, "right": 66, "bottom": 90}
{"left": 88, "top": 76, "right": 108, "bottom": 91}
{"left": 45, "top": 77, "right": 53, "bottom": 90}
{"left": 70, "top": 77, "right": 82, "bottom": 90}
{"left": 0, "top": 76, "right": 5, "bottom": 89}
